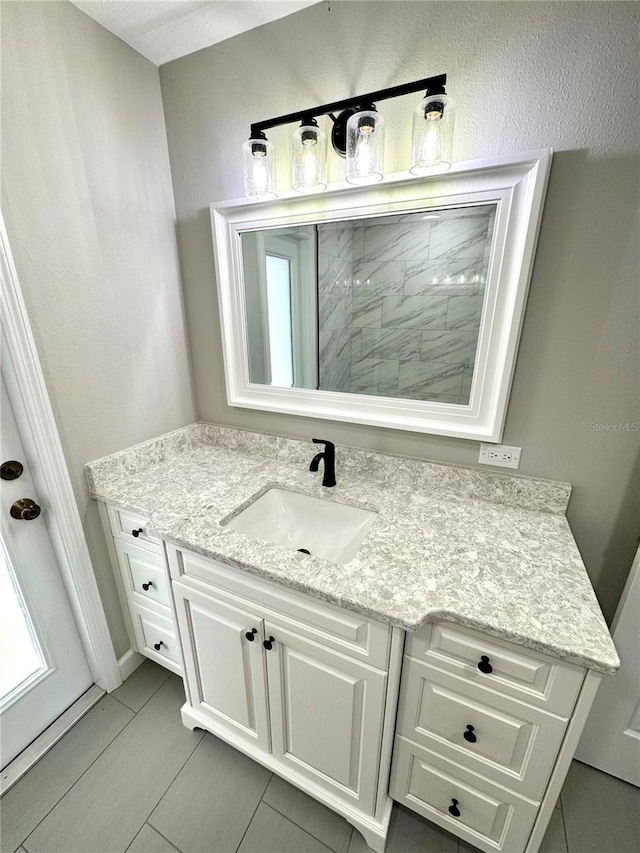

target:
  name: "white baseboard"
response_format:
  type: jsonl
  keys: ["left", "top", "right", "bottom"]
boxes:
{"left": 117, "top": 649, "right": 145, "bottom": 684}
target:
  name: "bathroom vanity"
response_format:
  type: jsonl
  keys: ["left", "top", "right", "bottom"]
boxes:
{"left": 88, "top": 423, "right": 618, "bottom": 853}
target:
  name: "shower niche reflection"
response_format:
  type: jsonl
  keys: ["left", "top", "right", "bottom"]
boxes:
{"left": 241, "top": 205, "right": 495, "bottom": 406}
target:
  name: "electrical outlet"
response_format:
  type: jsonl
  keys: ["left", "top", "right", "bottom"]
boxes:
{"left": 478, "top": 443, "right": 522, "bottom": 469}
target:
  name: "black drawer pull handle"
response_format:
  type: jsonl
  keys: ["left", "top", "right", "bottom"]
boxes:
{"left": 448, "top": 798, "right": 461, "bottom": 817}
{"left": 463, "top": 724, "right": 477, "bottom": 743}
{"left": 263, "top": 636, "right": 275, "bottom": 651}
{"left": 132, "top": 528, "right": 143, "bottom": 538}
{"left": 142, "top": 581, "right": 153, "bottom": 591}
{"left": 153, "top": 641, "right": 165, "bottom": 651}
{"left": 245, "top": 628, "right": 258, "bottom": 642}
{"left": 477, "top": 655, "right": 493, "bottom": 674}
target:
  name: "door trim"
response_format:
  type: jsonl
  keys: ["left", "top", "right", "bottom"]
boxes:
{"left": 0, "top": 211, "right": 120, "bottom": 691}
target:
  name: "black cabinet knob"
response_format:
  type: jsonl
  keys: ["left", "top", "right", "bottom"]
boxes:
{"left": 132, "top": 528, "right": 143, "bottom": 538}
{"left": 448, "top": 798, "right": 461, "bottom": 817}
{"left": 245, "top": 628, "right": 258, "bottom": 642}
{"left": 142, "top": 581, "right": 153, "bottom": 591}
{"left": 153, "top": 641, "right": 164, "bottom": 651}
{"left": 263, "top": 636, "right": 275, "bottom": 651}
{"left": 463, "top": 724, "right": 477, "bottom": 743}
{"left": 477, "top": 655, "right": 493, "bottom": 674}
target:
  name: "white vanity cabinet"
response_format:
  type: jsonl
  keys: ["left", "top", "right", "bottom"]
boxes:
{"left": 389, "top": 622, "right": 600, "bottom": 853}
{"left": 98, "top": 502, "right": 183, "bottom": 676}
{"left": 166, "top": 544, "right": 403, "bottom": 853}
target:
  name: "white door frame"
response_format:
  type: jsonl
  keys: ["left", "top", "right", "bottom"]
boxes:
{"left": 0, "top": 211, "right": 121, "bottom": 692}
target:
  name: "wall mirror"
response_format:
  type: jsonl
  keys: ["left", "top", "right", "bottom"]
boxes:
{"left": 211, "top": 150, "right": 552, "bottom": 441}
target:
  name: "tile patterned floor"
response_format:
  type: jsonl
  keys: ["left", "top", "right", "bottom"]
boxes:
{"left": 2, "top": 661, "right": 638, "bottom": 853}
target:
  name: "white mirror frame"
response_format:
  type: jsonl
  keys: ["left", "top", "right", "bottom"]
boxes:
{"left": 210, "top": 148, "right": 552, "bottom": 442}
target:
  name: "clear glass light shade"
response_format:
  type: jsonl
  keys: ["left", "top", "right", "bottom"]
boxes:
{"left": 243, "top": 137, "right": 277, "bottom": 199}
{"left": 292, "top": 124, "right": 327, "bottom": 193}
{"left": 346, "top": 109, "right": 385, "bottom": 185}
{"left": 410, "top": 93, "right": 455, "bottom": 174}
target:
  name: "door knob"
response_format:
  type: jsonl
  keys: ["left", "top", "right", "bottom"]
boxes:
{"left": 10, "top": 498, "right": 41, "bottom": 520}
{"left": 263, "top": 636, "right": 275, "bottom": 650}
{"left": 1, "top": 460, "right": 24, "bottom": 480}
{"left": 245, "top": 628, "right": 258, "bottom": 642}
{"left": 142, "top": 581, "right": 153, "bottom": 591}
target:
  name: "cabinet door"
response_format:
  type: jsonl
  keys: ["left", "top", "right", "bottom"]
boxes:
{"left": 264, "top": 621, "right": 387, "bottom": 815}
{"left": 172, "top": 581, "right": 269, "bottom": 752}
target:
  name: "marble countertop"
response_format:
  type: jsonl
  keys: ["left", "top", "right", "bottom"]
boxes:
{"left": 87, "top": 423, "right": 619, "bottom": 673}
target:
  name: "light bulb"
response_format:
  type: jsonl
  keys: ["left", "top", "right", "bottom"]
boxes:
{"left": 292, "top": 121, "right": 327, "bottom": 193}
{"left": 346, "top": 108, "right": 385, "bottom": 185}
{"left": 243, "top": 135, "right": 276, "bottom": 198}
{"left": 410, "top": 91, "right": 455, "bottom": 174}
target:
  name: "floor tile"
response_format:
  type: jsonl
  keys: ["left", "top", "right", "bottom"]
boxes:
{"left": 238, "top": 803, "right": 332, "bottom": 853}
{"left": 23, "top": 676, "right": 201, "bottom": 853}
{"left": 262, "top": 775, "right": 352, "bottom": 853}
{"left": 539, "top": 808, "right": 568, "bottom": 853}
{"left": 0, "top": 696, "right": 133, "bottom": 853}
{"left": 349, "top": 805, "right": 457, "bottom": 852}
{"left": 149, "top": 733, "right": 271, "bottom": 853}
{"left": 111, "top": 660, "right": 171, "bottom": 712}
{"left": 126, "top": 824, "right": 179, "bottom": 853}
{"left": 561, "top": 760, "right": 640, "bottom": 853}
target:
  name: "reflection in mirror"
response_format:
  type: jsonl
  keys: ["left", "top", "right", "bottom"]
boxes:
{"left": 241, "top": 204, "right": 496, "bottom": 406}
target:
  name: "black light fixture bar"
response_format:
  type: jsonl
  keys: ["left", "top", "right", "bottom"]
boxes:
{"left": 250, "top": 73, "right": 446, "bottom": 136}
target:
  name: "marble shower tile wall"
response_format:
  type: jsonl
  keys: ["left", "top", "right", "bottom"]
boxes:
{"left": 317, "top": 223, "right": 355, "bottom": 393}
{"left": 350, "top": 207, "right": 496, "bottom": 403}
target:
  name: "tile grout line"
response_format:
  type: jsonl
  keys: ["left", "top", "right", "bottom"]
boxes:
{"left": 125, "top": 822, "right": 183, "bottom": 853}
{"left": 559, "top": 804, "right": 571, "bottom": 853}
{"left": 144, "top": 731, "right": 208, "bottom": 843}
{"left": 20, "top": 679, "right": 179, "bottom": 852}
{"left": 18, "top": 704, "right": 138, "bottom": 853}
{"left": 111, "top": 670, "right": 172, "bottom": 715}
{"left": 233, "top": 772, "right": 274, "bottom": 852}
{"left": 261, "top": 796, "right": 352, "bottom": 853}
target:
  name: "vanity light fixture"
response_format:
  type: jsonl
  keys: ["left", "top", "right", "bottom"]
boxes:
{"left": 243, "top": 73, "right": 451, "bottom": 197}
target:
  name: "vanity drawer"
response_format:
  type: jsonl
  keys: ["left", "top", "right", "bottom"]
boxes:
{"left": 390, "top": 736, "right": 538, "bottom": 853}
{"left": 107, "top": 503, "right": 161, "bottom": 552}
{"left": 130, "top": 602, "right": 182, "bottom": 675}
{"left": 114, "top": 539, "right": 171, "bottom": 611}
{"left": 167, "top": 547, "right": 390, "bottom": 668}
{"left": 406, "top": 622, "right": 584, "bottom": 716}
{"left": 396, "top": 658, "right": 567, "bottom": 799}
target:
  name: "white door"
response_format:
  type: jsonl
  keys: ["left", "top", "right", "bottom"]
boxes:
{"left": 575, "top": 546, "right": 640, "bottom": 786}
{"left": 1, "top": 376, "right": 92, "bottom": 769}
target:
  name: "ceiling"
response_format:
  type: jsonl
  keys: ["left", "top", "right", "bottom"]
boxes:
{"left": 70, "top": 1, "right": 319, "bottom": 66}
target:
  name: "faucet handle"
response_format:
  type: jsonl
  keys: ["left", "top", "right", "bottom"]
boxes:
{"left": 312, "top": 438, "right": 334, "bottom": 451}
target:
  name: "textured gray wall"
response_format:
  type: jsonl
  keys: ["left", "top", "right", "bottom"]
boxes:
{"left": 159, "top": 1, "right": 639, "bottom": 622}
{"left": 1, "top": 1, "right": 196, "bottom": 656}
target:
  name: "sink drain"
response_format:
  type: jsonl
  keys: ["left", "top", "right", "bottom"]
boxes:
{"left": 297, "top": 548, "right": 311, "bottom": 555}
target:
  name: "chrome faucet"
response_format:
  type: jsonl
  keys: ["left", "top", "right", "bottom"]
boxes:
{"left": 309, "top": 438, "right": 336, "bottom": 487}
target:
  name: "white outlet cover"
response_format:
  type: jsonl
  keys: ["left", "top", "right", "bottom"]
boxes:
{"left": 478, "top": 443, "right": 522, "bottom": 469}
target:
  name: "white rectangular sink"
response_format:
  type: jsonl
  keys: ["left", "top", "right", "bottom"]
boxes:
{"left": 226, "top": 488, "right": 377, "bottom": 564}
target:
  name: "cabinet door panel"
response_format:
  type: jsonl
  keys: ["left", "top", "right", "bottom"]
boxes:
{"left": 265, "top": 622, "right": 386, "bottom": 814}
{"left": 172, "top": 581, "right": 269, "bottom": 751}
